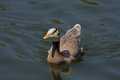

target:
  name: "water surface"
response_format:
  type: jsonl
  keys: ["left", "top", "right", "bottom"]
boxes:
{"left": 0, "top": 0, "right": 120, "bottom": 80}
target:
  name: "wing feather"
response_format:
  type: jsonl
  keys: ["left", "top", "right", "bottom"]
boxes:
{"left": 60, "top": 24, "right": 81, "bottom": 56}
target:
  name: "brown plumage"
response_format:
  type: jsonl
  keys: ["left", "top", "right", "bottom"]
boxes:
{"left": 44, "top": 24, "right": 81, "bottom": 64}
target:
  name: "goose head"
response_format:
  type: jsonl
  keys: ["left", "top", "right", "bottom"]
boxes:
{"left": 43, "top": 28, "right": 60, "bottom": 40}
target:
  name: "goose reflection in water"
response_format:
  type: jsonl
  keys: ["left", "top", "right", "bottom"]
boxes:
{"left": 48, "top": 62, "right": 71, "bottom": 80}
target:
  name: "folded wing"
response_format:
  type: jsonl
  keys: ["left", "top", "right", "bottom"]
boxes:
{"left": 60, "top": 24, "right": 81, "bottom": 57}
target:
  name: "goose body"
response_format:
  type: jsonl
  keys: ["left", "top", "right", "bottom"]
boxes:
{"left": 44, "top": 24, "right": 81, "bottom": 64}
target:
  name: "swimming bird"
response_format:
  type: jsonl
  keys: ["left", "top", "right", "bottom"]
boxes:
{"left": 43, "top": 24, "right": 82, "bottom": 64}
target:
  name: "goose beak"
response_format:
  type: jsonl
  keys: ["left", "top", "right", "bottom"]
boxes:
{"left": 43, "top": 35, "right": 49, "bottom": 39}
{"left": 43, "top": 36, "right": 47, "bottom": 39}
{"left": 43, "top": 32, "right": 48, "bottom": 39}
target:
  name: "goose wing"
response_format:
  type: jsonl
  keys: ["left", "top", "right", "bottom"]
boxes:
{"left": 60, "top": 24, "right": 81, "bottom": 56}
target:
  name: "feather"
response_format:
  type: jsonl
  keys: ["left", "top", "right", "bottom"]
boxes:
{"left": 60, "top": 24, "right": 81, "bottom": 56}
{"left": 47, "top": 24, "right": 81, "bottom": 63}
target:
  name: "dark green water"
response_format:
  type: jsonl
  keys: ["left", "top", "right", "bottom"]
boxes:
{"left": 0, "top": 0, "right": 120, "bottom": 80}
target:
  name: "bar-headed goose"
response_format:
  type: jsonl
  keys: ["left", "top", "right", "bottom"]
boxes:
{"left": 43, "top": 24, "right": 82, "bottom": 64}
